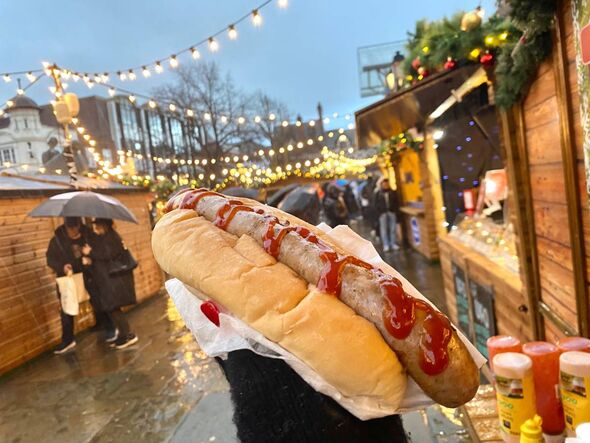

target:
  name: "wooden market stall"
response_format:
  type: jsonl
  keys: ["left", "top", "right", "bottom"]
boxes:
{"left": 0, "top": 174, "right": 163, "bottom": 375}
{"left": 356, "top": 65, "right": 479, "bottom": 260}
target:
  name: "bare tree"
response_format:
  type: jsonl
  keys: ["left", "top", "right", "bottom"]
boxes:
{"left": 154, "top": 62, "right": 256, "bottom": 183}
{"left": 249, "top": 91, "right": 291, "bottom": 148}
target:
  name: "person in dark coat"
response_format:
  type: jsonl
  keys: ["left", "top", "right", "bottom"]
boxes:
{"left": 86, "top": 218, "right": 138, "bottom": 350}
{"left": 216, "top": 350, "right": 407, "bottom": 443}
{"left": 323, "top": 185, "right": 348, "bottom": 227}
{"left": 374, "top": 178, "right": 401, "bottom": 252}
{"left": 46, "top": 217, "right": 93, "bottom": 354}
{"left": 343, "top": 184, "right": 360, "bottom": 218}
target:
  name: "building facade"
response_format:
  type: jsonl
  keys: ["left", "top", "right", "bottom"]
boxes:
{"left": 0, "top": 96, "right": 61, "bottom": 169}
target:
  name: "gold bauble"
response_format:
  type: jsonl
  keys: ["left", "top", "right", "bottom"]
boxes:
{"left": 461, "top": 8, "right": 483, "bottom": 32}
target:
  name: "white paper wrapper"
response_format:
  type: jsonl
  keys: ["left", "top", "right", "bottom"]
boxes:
{"left": 165, "top": 224, "right": 486, "bottom": 420}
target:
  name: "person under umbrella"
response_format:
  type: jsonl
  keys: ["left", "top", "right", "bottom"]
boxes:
{"left": 86, "top": 218, "right": 138, "bottom": 350}
{"left": 46, "top": 217, "right": 92, "bottom": 354}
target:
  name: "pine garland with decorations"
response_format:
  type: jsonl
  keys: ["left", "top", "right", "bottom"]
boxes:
{"left": 493, "top": 0, "right": 556, "bottom": 108}
{"left": 402, "top": 0, "right": 557, "bottom": 108}
{"left": 381, "top": 131, "right": 423, "bottom": 155}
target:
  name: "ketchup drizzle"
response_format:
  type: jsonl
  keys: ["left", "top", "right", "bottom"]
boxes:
{"left": 163, "top": 188, "right": 454, "bottom": 375}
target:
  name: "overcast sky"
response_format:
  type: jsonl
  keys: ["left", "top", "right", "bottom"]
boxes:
{"left": 0, "top": 0, "right": 495, "bottom": 124}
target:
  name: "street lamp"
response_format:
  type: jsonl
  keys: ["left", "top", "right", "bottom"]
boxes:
{"left": 388, "top": 51, "right": 406, "bottom": 92}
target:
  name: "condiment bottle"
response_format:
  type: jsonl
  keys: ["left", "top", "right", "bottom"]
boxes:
{"left": 520, "top": 415, "right": 544, "bottom": 443}
{"left": 523, "top": 342, "right": 565, "bottom": 436}
{"left": 558, "top": 337, "right": 590, "bottom": 354}
{"left": 488, "top": 335, "right": 522, "bottom": 371}
{"left": 494, "top": 352, "right": 537, "bottom": 443}
{"left": 560, "top": 352, "right": 590, "bottom": 436}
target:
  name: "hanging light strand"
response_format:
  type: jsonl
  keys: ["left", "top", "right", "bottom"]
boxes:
{"left": 58, "top": 0, "right": 284, "bottom": 81}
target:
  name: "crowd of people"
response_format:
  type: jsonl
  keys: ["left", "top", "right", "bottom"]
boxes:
{"left": 46, "top": 217, "right": 138, "bottom": 354}
{"left": 320, "top": 175, "right": 403, "bottom": 252}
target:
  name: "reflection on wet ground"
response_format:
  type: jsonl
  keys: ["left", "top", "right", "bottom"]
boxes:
{"left": 0, "top": 222, "right": 469, "bottom": 443}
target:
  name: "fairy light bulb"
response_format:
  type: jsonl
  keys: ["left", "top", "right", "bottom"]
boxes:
{"left": 169, "top": 55, "right": 179, "bottom": 68}
{"left": 254, "top": 115, "right": 261, "bottom": 123}
{"left": 128, "top": 70, "right": 136, "bottom": 80}
{"left": 186, "top": 109, "right": 194, "bottom": 117}
{"left": 282, "top": 120, "right": 289, "bottom": 127}
{"left": 221, "top": 115, "right": 228, "bottom": 123}
{"left": 155, "top": 62, "right": 163, "bottom": 74}
{"left": 3, "top": 74, "right": 11, "bottom": 83}
{"left": 278, "top": 0, "right": 288, "bottom": 8}
{"left": 169, "top": 103, "right": 176, "bottom": 112}
{"left": 128, "top": 95, "right": 136, "bottom": 103}
{"left": 228, "top": 25, "right": 238, "bottom": 40}
{"left": 252, "top": 9, "right": 262, "bottom": 27}
{"left": 268, "top": 113, "right": 276, "bottom": 121}
{"left": 142, "top": 66, "right": 151, "bottom": 77}
{"left": 237, "top": 116, "right": 245, "bottom": 124}
{"left": 72, "top": 73, "right": 80, "bottom": 82}
{"left": 148, "top": 99, "right": 157, "bottom": 109}
{"left": 118, "top": 71, "right": 126, "bottom": 81}
{"left": 309, "top": 120, "right": 315, "bottom": 127}
{"left": 16, "top": 88, "right": 24, "bottom": 95}
{"left": 208, "top": 37, "right": 219, "bottom": 52}
{"left": 204, "top": 112, "right": 211, "bottom": 121}
{"left": 191, "top": 47, "right": 201, "bottom": 60}
{"left": 26, "top": 72, "right": 36, "bottom": 82}
{"left": 101, "top": 73, "right": 109, "bottom": 83}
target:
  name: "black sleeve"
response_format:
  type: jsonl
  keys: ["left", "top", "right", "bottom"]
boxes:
{"left": 46, "top": 237, "right": 65, "bottom": 275}
{"left": 217, "top": 350, "right": 407, "bottom": 443}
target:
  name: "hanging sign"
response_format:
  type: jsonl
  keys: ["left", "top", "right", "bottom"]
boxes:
{"left": 452, "top": 262, "right": 470, "bottom": 335}
{"left": 572, "top": 2, "right": 590, "bottom": 198}
{"left": 410, "top": 216, "right": 421, "bottom": 245}
{"left": 470, "top": 280, "right": 496, "bottom": 359}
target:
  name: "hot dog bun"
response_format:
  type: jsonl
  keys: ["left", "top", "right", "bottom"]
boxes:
{"left": 153, "top": 209, "right": 408, "bottom": 412}
{"left": 153, "top": 188, "right": 480, "bottom": 409}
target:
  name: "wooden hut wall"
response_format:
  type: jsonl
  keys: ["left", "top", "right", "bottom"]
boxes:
{"left": 0, "top": 191, "right": 163, "bottom": 375}
{"left": 512, "top": 0, "right": 588, "bottom": 340}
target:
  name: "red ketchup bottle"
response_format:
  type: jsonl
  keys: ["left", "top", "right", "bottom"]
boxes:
{"left": 487, "top": 335, "right": 522, "bottom": 372}
{"left": 522, "top": 341, "right": 565, "bottom": 436}
{"left": 557, "top": 336, "right": 590, "bottom": 353}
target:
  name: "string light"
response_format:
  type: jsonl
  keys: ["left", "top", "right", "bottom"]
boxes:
{"left": 268, "top": 113, "right": 276, "bottom": 121}
{"left": 128, "top": 95, "right": 136, "bottom": 103}
{"left": 142, "top": 66, "right": 151, "bottom": 78}
{"left": 26, "top": 72, "right": 36, "bottom": 82}
{"left": 208, "top": 37, "right": 219, "bottom": 52}
{"left": 169, "top": 103, "right": 176, "bottom": 112}
{"left": 128, "top": 70, "right": 136, "bottom": 80}
{"left": 228, "top": 25, "right": 238, "bottom": 40}
{"left": 252, "top": 9, "right": 262, "bottom": 27}
{"left": 148, "top": 99, "right": 157, "bottom": 109}
{"left": 3, "top": 75, "right": 11, "bottom": 83}
{"left": 169, "top": 55, "right": 179, "bottom": 68}
{"left": 108, "top": 87, "right": 116, "bottom": 97}
{"left": 191, "top": 47, "right": 201, "bottom": 60}
{"left": 16, "top": 88, "right": 24, "bottom": 96}
{"left": 278, "top": 0, "right": 288, "bottom": 8}
{"left": 186, "top": 109, "right": 194, "bottom": 117}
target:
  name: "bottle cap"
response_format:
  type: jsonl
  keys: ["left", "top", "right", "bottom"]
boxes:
{"left": 520, "top": 415, "right": 543, "bottom": 442}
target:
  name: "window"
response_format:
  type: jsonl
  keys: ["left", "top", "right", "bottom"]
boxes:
{"left": 24, "top": 119, "right": 28, "bottom": 129}
{"left": 169, "top": 118, "right": 185, "bottom": 154}
{"left": 1, "top": 147, "right": 16, "bottom": 164}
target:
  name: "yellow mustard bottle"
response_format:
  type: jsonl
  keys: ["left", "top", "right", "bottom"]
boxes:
{"left": 560, "top": 351, "right": 590, "bottom": 436}
{"left": 520, "top": 415, "right": 544, "bottom": 443}
{"left": 493, "top": 352, "right": 537, "bottom": 443}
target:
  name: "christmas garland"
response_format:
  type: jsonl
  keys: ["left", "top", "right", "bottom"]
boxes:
{"left": 380, "top": 131, "right": 423, "bottom": 155}
{"left": 403, "top": 0, "right": 557, "bottom": 108}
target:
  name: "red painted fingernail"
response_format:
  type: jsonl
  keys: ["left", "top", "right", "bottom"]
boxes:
{"left": 200, "top": 301, "right": 220, "bottom": 327}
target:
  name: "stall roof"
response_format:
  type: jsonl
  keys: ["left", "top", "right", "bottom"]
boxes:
{"left": 354, "top": 64, "right": 479, "bottom": 148}
{"left": 0, "top": 173, "right": 143, "bottom": 198}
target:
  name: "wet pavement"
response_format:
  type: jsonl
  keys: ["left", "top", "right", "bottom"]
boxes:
{"left": 0, "top": 221, "right": 469, "bottom": 443}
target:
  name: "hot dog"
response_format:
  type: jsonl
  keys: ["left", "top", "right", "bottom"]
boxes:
{"left": 152, "top": 188, "right": 480, "bottom": 409}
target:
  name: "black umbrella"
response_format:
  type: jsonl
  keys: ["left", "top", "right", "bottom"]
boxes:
{"left": 278, "top": 186, "right": 321, "bottom": 225}
{"left": 266, "top": 184, "right": 298, "bottom": 207}
{"left": 28, "top": 191, "right": 138, "bottom": 223}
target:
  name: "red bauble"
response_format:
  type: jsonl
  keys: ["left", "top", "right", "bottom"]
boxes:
{"left": 480, "top": 52, "right": 494, "bottom": 67}
{"left": 444, "top": 57, "right": 457, "bottom": 70}
{"left": 411, "top": 56, "right": 421, "bottom": 71}
{"left": 417, "top": 66, "right": 429, "bottom": 78}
